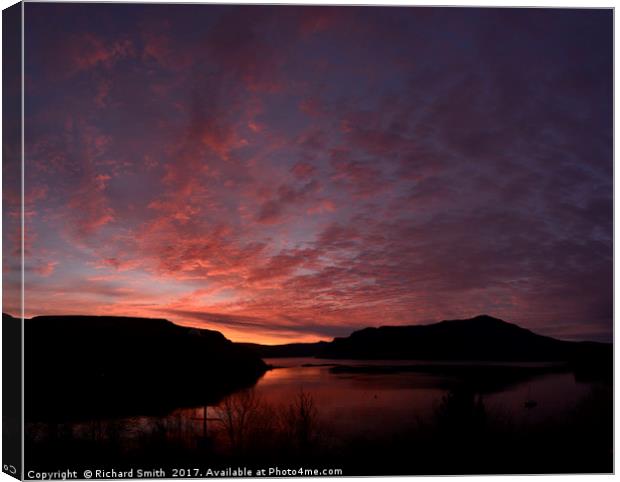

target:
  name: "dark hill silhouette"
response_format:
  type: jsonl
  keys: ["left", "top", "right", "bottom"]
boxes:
{"left": 14, "top": 313, "right": 268, "bottom": 421}
{"left": 18, "top": 313, "right": 610, "bottom": 420}
{"left": 245, "top": 315, "right": 610, "bottom": 372}
{"left": 322, "top": 314, "right": 573, "bottom": 360}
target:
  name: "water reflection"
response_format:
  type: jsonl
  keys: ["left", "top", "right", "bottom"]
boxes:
{"left": 26, "top": 358, "right": 611, "bottom": 474}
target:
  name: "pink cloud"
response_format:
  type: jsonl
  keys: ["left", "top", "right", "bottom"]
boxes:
{"left": 68, "top": 174, "right": 115, "bottom": 237}
{"left": 35, "top": 261, "right": 59, "bottom": 277}
{"left": 291, "top": 161, "right": 317, "bottom": 179}
{"left": 307, "top": 199, "right": 336, "bottom": 215}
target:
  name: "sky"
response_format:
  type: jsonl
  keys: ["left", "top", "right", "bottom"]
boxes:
{"left": 3, "top": 4, "right": 612, "bottom": 344}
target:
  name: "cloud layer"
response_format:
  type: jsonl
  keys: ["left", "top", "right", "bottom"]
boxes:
{"left": 17, "top": 5, "right": 612, "bottom": 343}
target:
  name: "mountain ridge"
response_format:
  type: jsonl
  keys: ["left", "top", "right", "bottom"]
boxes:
{"left": 242, "top": 314, "right": 611, "bottom": 366}
{"left": 10, "top": 311, "right": 611, "bottom": 422}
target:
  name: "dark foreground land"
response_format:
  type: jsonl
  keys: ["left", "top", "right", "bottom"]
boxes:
{"left": 15, "top": 313, "right": 268, "bottom": 420}
{"left": 17, "top": 313, "right": 613, "bottom": 475}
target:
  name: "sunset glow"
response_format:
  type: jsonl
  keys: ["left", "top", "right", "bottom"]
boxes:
{"left": 5, "top": 4, "right": 612, "bottom": 344}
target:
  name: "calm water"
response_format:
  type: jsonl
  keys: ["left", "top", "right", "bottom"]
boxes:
{"left": 27, "top": 358, "right": 597, "bottom": 453}
{"left": 257, "top": 358, "right": 592, "bottom": 434}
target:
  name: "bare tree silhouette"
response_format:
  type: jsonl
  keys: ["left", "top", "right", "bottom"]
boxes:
{"left": 215, "top": 389, "right": 262, "bottom": 454}
{"left": 282, "top": 389, "right": 319, "bottom": 451}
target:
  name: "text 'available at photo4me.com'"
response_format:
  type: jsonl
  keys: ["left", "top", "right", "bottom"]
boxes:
{"left": 25, "top": 467, "right": 345, "bottom": 479}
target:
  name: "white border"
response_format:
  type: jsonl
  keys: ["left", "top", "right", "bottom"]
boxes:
{"left": 0, "top": 2, "right": 615, "bottom": 482}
